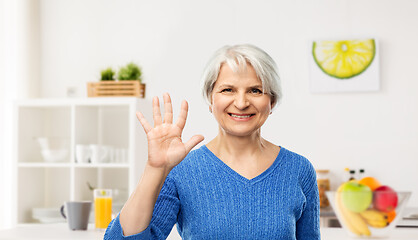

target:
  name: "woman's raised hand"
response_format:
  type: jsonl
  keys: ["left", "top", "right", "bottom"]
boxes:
{"left": 136, "top": 93, "right": 204, "bottom": 171}
{"left": 120, "top": 93, "right": 203, "bottom": 234}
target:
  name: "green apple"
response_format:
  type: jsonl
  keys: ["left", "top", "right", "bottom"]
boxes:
{"left": 341, "top": 181, "right": 372, "bottom": 212}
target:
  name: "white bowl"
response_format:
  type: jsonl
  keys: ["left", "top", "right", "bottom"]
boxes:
{"left": 41, "top": 149, "right": 68, "bottom": 162}
{"left": 36, "top": 137, "right": 69, "bottom": 162}
{"left": 32, "top": 207, "right": 65, "bottom": 223}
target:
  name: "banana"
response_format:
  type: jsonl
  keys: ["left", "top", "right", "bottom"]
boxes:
{"left": 360, "top": 209, "right": 389, "bottom": 228}
{"left": 360, "top": 209, "right": 388, "bottom": 222}
{"left": 335, "top": 185, "right": 371, "bottom": 236}
{"left": 366, "top": 219, "right": 388, "bottom": 228}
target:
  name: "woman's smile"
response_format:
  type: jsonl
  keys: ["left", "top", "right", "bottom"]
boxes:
{"left": 228, "top": 113, "right": 255, "bottom": 121}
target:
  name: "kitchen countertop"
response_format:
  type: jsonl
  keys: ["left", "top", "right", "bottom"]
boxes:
{"left": 321, "top": 227, "right": 418, "bottom": 239}
{"left": 0, "top": 224, "right": 418, "bottom": 239}
{"left": 0, "top": 223, "right": 181, "bottom": 240}
{"left": 0, "top": 223, "right": 105, "bottom": 239}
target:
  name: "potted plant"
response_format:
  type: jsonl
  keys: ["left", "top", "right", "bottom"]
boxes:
{"left": 87, "top": 63, "right": 145, "bottom": 98}
{"left": 117, "top": 62, "right": 146, "bottom": 97}
{"left": 118, "top": 62, "right": 142, "bottom": 82}
{"left": 100, "top": 67, "right": 115, "bottom": 81}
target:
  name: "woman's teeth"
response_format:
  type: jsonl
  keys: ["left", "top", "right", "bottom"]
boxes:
{"left": 230, "top": 114, "right": 252, "bottom": 118}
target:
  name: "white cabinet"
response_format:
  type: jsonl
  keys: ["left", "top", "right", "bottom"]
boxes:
{"left": 13, "top": 98, "right": 151, "bottom": 224}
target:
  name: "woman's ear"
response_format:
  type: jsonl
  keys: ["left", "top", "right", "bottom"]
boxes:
{"left": 270, "top": 102, "right": 275, "bottom": 112}
{"left": 270, "top": 96, "right": 277, "bottom": 111}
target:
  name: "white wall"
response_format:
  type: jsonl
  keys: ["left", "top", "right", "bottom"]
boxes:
{"left": 39, "top": 0, "right": 418, "bottom": 207}
{"left": 0, "top": 0, "right": 6, "bottom": 229}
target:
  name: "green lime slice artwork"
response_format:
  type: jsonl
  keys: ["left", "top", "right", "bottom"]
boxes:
{"left": 312, "top": 39, "right": 376, "bottom": 79}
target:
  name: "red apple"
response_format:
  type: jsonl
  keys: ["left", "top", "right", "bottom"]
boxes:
{"left": 373, "top": 185, "right": 398, "bottom": 213}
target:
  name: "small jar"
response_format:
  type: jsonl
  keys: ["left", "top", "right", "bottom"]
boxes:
{"left": 316, "top": 169, "right": 330, "bottom": 208}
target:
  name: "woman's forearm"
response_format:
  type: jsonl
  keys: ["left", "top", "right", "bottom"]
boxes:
{"left": 119, "top": 163, "right": 171, "bottom": 236}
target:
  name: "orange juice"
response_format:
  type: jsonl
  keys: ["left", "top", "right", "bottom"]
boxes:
{"left": 94, "top": 197, "right": 112, "bottom": 228}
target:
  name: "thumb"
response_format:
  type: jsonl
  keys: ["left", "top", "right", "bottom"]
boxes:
{"left": 184, "top": 135, "right": 204, "bottom": 153}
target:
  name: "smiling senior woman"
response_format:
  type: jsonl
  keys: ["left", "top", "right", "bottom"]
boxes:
{"left": 104, "top": 44, "right": 320, "bottom": 239}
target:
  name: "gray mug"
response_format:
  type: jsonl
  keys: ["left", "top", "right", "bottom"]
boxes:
{"left": 60, "top": 201, "right": 92, "bottom": 230}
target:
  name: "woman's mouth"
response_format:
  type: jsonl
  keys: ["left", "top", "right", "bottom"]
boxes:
{"left": 228, "top": 113, "right": 255, "bottom": 119}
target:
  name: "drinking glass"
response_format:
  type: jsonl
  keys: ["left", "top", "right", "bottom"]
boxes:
{"left": 94, "top": 189, "right": 112, "bottom": 229}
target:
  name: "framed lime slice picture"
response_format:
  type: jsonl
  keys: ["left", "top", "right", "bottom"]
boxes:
{"left": 310, "top": 38, "right": 379, "bottom": 93}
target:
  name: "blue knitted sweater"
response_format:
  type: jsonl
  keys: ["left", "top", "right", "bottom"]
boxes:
{"left": 104, "top": 145, "right": 320, "bottom": 239}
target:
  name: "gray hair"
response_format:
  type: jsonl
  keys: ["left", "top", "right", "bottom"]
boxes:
{"left": 201, "top": 44, "right": 282, "bottom": 109}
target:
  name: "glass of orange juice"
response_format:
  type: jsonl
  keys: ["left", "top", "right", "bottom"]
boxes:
{"left": 94, "top": 189, "right": 112, "bottom": 229}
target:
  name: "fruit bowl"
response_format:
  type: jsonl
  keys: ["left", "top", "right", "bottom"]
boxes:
{"left": 326, "top": 190, "right": 411, "bottom": 238}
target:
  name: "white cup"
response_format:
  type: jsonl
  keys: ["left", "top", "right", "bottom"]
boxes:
{"left": 115, "top": 148, "right": 128, "bottom": 163}
{"left": 90, "top": 145, "right": 108, "bottom": 163}
{"left": 107, "top": 146, "right": 115, "bottom": 163}
{"left": 75, "top": 145, "right": 91, "bottom": 163}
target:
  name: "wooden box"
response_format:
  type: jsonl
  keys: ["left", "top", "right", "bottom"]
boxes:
{"left": 87, "top": 81, "right": 146, "bottom": 98}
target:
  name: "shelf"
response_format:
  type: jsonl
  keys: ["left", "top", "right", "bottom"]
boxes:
{"left": 18, "top": 163, "right": 71, "bottom": 168}
{"left": 17, "top": 163, "right": 129, "bottom": 168}
{"left": 17, "top": 168, "right": 70, "bottom": 223}
{"left": 15, "top": 97, "right": 140, "bottom": 107}
{"left": 73, "top": 168, "right": 129, "bottom": 202}
{"left": 14, "top": 98, "right": 151, "bottom": 224}
{"left": 74, "top": 163, "right": 129, "bottom": 168}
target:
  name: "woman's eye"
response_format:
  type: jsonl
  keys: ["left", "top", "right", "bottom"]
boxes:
{"left": 251, "top": 88, "right": 262, "bottom": 94}
{"left": 221, "top": 88, "right": 232, "bottom": 93}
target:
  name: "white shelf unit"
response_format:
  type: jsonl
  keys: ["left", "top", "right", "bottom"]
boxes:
{"left": 13, "top": 98, "right": 151, "bottom": 224}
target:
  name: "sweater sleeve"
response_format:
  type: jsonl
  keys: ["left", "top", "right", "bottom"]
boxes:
{"left": 296, "top": 159, "right": 320, "bottom": 240}
{"left": 104, "top": 176, "right": 180, "bottom": 240}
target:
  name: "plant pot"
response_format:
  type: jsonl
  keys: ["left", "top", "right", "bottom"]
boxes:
{"left": 87, "top": 81, "right": 145, "bottom": 98}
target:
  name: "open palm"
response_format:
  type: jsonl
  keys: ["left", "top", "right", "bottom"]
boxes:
{"left": 136, "top": 93, "right": 204, "bottom": 170}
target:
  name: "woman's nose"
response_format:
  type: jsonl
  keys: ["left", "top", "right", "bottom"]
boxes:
{"left": 234, "top": 93, "right": 250, "bottom": 109}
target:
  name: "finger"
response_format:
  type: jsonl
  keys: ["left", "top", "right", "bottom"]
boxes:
{"left": 163, "top": 93, "right": 173, "bottom": 124}
{"left": 175, "top": 100, "right": 188, "bottom": 130}
{"left": 153, "top": 96, "right": 162, "bottom": 126}
{"left": 136, "top": 112, "right": 152, "bottom": 133}
{"left": 184, "top": 135, "right": 205, "bottom": 153}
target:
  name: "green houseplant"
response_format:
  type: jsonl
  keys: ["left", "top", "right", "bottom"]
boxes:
{"left": 88, "top": 63, "right": 145, "bottom": 98}
{"left": 100, "top": 67, "right": 115, "bottom": 81}
{"left": 118, "top": 62, "right": 142, "bottom": 82}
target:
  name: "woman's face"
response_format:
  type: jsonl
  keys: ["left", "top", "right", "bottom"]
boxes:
{"left": 210, "top": 63, "right": 273, "bottom": 137}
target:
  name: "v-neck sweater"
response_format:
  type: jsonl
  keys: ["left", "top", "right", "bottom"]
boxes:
{"left": 104, "top": 145, "right": 320, "bottom": 240}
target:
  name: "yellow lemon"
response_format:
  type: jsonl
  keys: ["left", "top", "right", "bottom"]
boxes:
{"left": 312, "top": 39, "right": 376, "bottom": 79}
